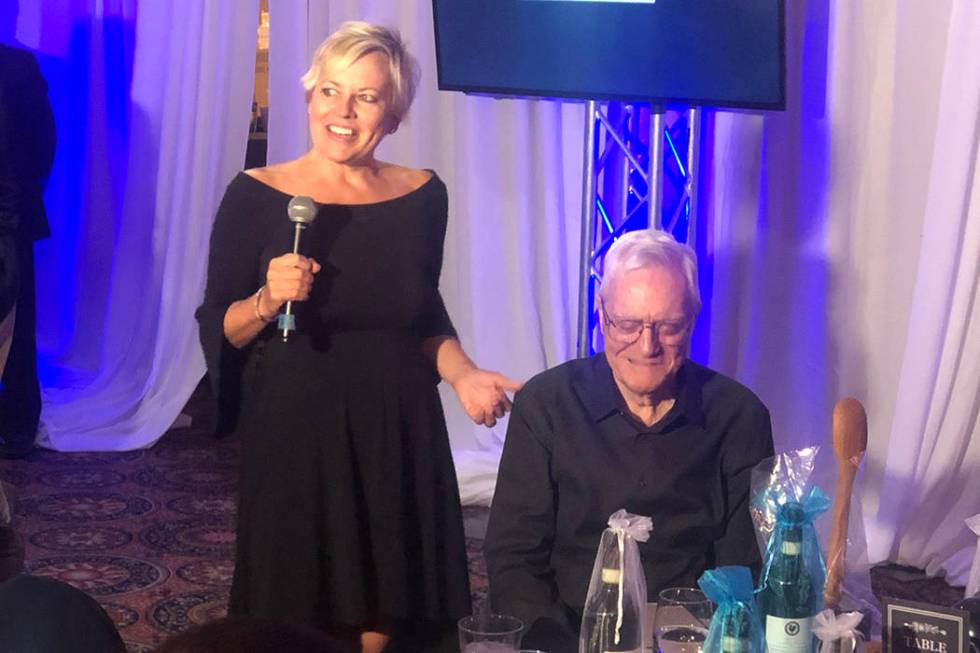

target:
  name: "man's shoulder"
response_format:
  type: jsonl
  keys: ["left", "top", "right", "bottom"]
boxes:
{"left": 687, "top": 361, "right": 769, "bottom": 416}
{"left": 0, "top": 45, "right": 43, "bottom": 84}
{"left": 518, "top": 355, "right": 599, "bottom": 400}
{"left": 687, "top": 362, "right": 774, "bottom": 464}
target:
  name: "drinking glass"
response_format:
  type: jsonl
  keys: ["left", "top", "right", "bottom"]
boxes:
{"left": 653, "top": 587, "right": 714, "bottom": 653}
{"left": 458, "top": 613, "right": 524, "bottom": 653}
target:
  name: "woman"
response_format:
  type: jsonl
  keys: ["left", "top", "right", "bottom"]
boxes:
{"left": 196, "top": 22, "right": 521, "bottom": 653}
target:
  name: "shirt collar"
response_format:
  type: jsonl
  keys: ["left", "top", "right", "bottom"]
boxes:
{"left": 577, "top": 354, "right": 621, "bottom": 421}
{"left": 578, "top": 354, "right": 706, "bottom": 430}
{"left": 669, "top": 360, "right": 707, "bottom": 430}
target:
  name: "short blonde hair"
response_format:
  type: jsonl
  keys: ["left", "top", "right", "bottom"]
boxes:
{"left": 599, "top": 230, "right": 701, "bottom": 317}
{"left": 300, "top": 21, "right": 420, "bottom": 128}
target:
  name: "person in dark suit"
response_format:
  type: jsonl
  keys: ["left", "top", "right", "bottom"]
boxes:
{"left": 0, "top": 75, "right": 18, "bottom": 374}
{"left": 0, "top": 42, "right": 56, "bottom": 458}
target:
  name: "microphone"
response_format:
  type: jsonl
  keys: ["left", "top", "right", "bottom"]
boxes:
{"left": 278, "top": 195, "right": 317, "bottom": 342}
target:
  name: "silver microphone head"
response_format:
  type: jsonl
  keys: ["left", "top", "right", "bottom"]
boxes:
{"left": 287, "top": 195, "right": 317, "bottom": 225}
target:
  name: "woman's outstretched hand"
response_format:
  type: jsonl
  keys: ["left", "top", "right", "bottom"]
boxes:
{"left": 451, "top": 368, "right": 524, "bottom": 427}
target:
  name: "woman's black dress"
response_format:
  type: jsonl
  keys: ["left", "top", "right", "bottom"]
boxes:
{"left": 195, "top": 172, "right": 471, "bottom": 651}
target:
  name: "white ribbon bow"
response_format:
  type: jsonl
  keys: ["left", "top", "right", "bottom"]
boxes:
{"left": 607, "top": 509, "right": 653, "bottom": 542}
{"left": 813, "top": 609, "right": 865, "bottom": 642}
{"left": 604, "top": 509, "right": 653, "bottom": 645}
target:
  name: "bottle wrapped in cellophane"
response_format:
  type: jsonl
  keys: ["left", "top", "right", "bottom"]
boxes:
{"left": 755, "top": 488, "right": 830, "bottom": 653}
{"left": 698, "top": 566, "right": 765, "bottom": 653}
{"left": 579, "top": 510, "right": 652, "bottom": 653}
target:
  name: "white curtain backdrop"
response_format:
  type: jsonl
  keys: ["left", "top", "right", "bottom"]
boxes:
{"left": 705, "top": 0, "right": 980, "bottom": 585}
{"left": 861, "top": 0, "right": 980, "bottom": 583}
{"left": 20, "top": 0, "right": 260, "bottom": 450}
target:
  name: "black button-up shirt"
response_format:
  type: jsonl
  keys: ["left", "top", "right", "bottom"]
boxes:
{"left": 484, "top": 355, "right": 774, "bottom": 650}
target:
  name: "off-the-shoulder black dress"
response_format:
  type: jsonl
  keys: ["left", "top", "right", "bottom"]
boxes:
{"left": 195, "top": 172, "right": 471, "bottom": 651}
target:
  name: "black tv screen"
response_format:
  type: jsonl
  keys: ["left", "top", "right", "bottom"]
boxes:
{"left": 432, "top": 0, "right": 785, "bottom": 110}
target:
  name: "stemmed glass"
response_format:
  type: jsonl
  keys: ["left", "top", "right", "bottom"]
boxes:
{"left": 653, "top": 587, "right": 714, "bottom": 653}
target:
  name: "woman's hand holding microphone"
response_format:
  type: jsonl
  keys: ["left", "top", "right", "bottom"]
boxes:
{"left": 256, "top": 253, "right": 322, "bottom": 321}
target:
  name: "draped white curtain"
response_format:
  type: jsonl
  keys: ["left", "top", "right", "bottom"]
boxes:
{"left": 19, "top": 0, "right": 259, "bottom": 450}
{"left": 705, "top": 0, "right": 980, "bottom": 585}
{"left": 856, "top": 0, "right": 980, "bottom": 584}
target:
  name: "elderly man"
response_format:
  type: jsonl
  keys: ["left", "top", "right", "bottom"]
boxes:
{"left": 484, "top": 230, "right": 774, "bottom": 651}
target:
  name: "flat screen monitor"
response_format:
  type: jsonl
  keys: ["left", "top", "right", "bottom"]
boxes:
{"left": 432, "top": 0, "right": 785, "bottom": 110}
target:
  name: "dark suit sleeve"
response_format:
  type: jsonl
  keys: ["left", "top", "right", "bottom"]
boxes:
{"left": 21, "top": 53, "right": 55, "bottom": 184}
{"left": 484, "top": 387, "right": 578, "bottom": 653}
{"left": 713, "top": 399, "right": 774, "bottom": 579}
{"left": 2, "top": 46, "right": 55, "bottom": 241}
{"left": 0, "top": 80, "right": 19, "bottom": 320}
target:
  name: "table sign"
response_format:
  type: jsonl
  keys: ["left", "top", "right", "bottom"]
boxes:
{"left": 883, "top": 598, "right": 970, "bottom": 653}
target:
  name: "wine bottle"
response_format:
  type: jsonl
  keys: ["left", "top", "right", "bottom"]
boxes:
{"left": 720, "top": 603, "right": 753, "bottom": 653}
{"left": 758, "top": 502, "right": 816, "bottom": 653}
{"left": 580, "top": 567, "right": 642, "bottom": 653}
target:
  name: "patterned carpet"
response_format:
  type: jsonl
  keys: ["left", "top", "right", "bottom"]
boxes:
{"left": 0, "top": 383, "right": 489, "bottom": 652}
{"left": 0, "top": 382, "right": 964, "bottom": 652}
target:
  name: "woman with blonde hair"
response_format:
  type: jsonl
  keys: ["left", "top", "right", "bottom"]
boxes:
{"left": 197, "top": 21, "right": 520, "bottom": 653}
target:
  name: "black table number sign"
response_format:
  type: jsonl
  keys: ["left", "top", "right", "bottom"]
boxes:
{"left": 884, "top": 597, "right": 971, "bottom": 653}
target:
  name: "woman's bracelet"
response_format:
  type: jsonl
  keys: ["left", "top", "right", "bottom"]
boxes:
{"left": 254, "top": 285, "right": 276, "bottom": 323}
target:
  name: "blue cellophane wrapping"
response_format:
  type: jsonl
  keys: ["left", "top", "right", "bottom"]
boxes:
{"left": 698, "top": 566, "right": 765, "bottom": 653}
{"left": 757, "top": 486, "right": 831, "bottom": 614}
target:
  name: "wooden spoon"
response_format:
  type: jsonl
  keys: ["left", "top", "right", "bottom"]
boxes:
{"left": 824, "top": 397, "right": 868, "bottom": 610}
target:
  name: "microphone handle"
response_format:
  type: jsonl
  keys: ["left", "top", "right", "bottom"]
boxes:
{"left": 279, "top": 223, "right": 307, "bottom": 342}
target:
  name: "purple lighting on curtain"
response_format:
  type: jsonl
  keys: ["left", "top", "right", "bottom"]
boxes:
{"left": 6, "top": 0, "right": 138, "bottom": 387}
{"left": 688, "top": 111, "right": 715, "bottom": 366}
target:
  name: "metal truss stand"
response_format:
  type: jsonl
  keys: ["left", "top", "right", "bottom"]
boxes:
{"left": 576, "top": 102, "right": 702, "bottom": 357}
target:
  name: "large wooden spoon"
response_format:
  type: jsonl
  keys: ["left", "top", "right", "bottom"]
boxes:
{"left": 824, "top": 397, "right": 868, "bottom": 610}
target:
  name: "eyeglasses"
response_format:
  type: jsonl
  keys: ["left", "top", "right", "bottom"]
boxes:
{"left": 600, "top": 300, "right": 690, "bottom": 345}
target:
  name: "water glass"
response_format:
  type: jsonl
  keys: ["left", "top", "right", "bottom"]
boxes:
{"left": 653, "top": 587, "right": 714, "bottom": 653}
{"left": 458, "top": 613, "right": 524, "bottom": 653}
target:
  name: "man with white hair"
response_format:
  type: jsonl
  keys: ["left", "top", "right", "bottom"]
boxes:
{"left": 485, "top": 230, "right": 774, "bottom": 651}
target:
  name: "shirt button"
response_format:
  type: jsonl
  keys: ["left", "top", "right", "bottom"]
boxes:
{"left": 638, "top": 478, "right": 646, "bottom": 488}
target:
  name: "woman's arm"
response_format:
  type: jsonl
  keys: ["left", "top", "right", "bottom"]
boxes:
{"left": 223, "top": 253, "right": 321, "bottom": 349}
{"left": 417, "top": 177, "right": 521, "bottom": 426}
{"left": 422, "top": 335, "right": 522, "bottom": 427}
{"left": 222, "top": 287, "right": 276, "bottom": 349}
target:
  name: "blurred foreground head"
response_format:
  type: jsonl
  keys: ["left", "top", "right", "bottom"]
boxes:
{"left": 0, "top": 574, "right": 126, "bottom": 653}
{"left": 154, "top": 616, "right": 347, "bottom": 653}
